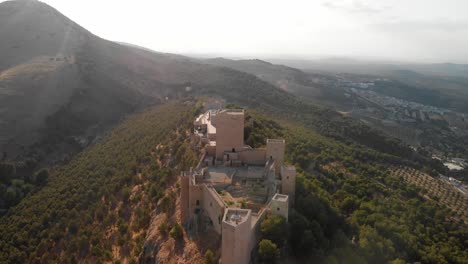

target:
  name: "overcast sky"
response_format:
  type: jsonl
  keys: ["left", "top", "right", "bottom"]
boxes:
{"left": 6, "top": 0, "right": 468, "bottom": 63}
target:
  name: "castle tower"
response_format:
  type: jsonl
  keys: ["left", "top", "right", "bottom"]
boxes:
{"left": 222, "top": 209, "right": 253, "bottom": 264}
{"left": 266, "top": 139, "right": 285, "bottom": 172}
{"left": 280, "top": 165, "right": 296, "bottom": 206}
{"left": 270, "top": 193, "right": 289, "bottom": 221}
{"left": 215, "top": 109, "right": 245, "bottom": 160}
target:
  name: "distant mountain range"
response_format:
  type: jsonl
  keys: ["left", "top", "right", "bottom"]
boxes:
{"left": 1, "top": 0, "right": 467, "bottom": 165}
{"left": 266, "top": 57, "right": 468, "bottom": 78}
{"left": 0, "top": 0, "right": 293, "bottom": 163}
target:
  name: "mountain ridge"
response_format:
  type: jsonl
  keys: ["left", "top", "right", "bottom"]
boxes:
{"left": 0, "top": 2, "right": 466, "bottom": 263}
{"left": 0, "top": 0, "right": 294, "bottom": 162}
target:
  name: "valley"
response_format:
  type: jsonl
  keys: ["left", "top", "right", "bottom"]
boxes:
{"left": 203, "top": 58, "right": 468, "bottom": 182}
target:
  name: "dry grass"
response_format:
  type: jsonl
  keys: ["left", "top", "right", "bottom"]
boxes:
{"left": 0, "top": 56, "right": 69, "bottom": 80}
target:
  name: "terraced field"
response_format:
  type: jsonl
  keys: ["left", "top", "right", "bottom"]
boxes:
{"left": 390, "top": 166, "right": 467, "bottom": 223}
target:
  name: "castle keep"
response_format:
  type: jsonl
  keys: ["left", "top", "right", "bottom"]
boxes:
{"left": 180, "top": 109, "right": 296, "bottom": 264}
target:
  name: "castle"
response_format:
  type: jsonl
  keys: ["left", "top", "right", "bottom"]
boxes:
{"left": 180, "top": 109, "right": 296, "bottom": 264}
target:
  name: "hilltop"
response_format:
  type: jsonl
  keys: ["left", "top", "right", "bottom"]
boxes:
{"left": 1, "top": 100, "right": 466, "bottom": 263}
{"left": 0, "top": 1, "right": 466, "bottom": 263}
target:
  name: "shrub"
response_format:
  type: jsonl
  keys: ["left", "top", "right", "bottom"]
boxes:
{"left": 258, "top": 239, "right": 279, "bottom": 263}
{"left": 240, "top": 199, "right": 247, "bottom": 209}
{"left": 158, "top": 222, "right": 168, "bottom": 236}
{"left": 159, "top": 193, "right": 175, "bottom": 213}
{"left": 170, "top": 223, "right": 183, "bottom": 240}
{"left": 260, "top": 215, "right": 287, "bottom": 246}
{"left": 34, "top": 169, "right": 49, "bottom": 185}
{"left": 202, "top": 249, "right": 216, "bottom": 264}
{"left": 122, "top": 187, "right": 131, "bottom": 202}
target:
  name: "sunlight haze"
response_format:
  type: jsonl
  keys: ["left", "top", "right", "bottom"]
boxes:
{"left": 3, "top": 0, "right": 468, "bottom": 62}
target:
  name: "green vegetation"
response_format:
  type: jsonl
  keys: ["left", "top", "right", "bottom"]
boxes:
{"left": 240, "top": 199, "right": 247, "bottom": 209}
{"left": 258, "top": 239, "right": 280, "bottom": 263}
{"left": 1, "top": 91, "right": 465, "bottom": 264}
{"left": 203, "top": 249, "right": 216, "bottom": 264}
{"left": 245, "top": 114, "right": 284, "bottom": 148}
{"left": 159, "top": 191, "right": 177, "bottom": 213}
{"left": 0, "top": 161, "right": 47, "bottom": 213}
{"left": 260, "top": 215, "right": 287, "bottom": 247}
{"left": 169, "top": 223, "right": 183, "bottom": 240}
{"left": 158, "top": 222, "right": 169, "bottom": 236}
{"left": 390, "top": 166, "right": 467, "bottom": 222}
{"left": 0, "top": 101, "right": 198, "bottom": 263}
{"left": 247, "top": 110, "right": 467, "bottom": 263}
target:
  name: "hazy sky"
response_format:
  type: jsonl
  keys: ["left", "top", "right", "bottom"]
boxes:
{"left": 5, "top": 0, "right": 468, "bottom": 63}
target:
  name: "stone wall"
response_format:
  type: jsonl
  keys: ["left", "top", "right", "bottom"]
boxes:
{"left": 202, "top": 185, "right": 226, "bottom": 234}
{"left": 239, "top": 148, "right": 266, "bottom": 165}
{"left": 281, "top": 165, "right": 296, "bottom": 206}
{"left": 266, "top": 139, "right": 285, "bottom": 172}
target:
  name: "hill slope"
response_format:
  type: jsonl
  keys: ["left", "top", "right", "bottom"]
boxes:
{"left": 0, "top": 0, "right": 319, "bottom": 213}
{"left": 0, "top": 0, "right": 154, "bottom": 159}
{"left": 0, "top": 0, "right": 375, "bottom": 162}
{"left": 1, "top": 100, "right": 466, "bottom": 263}
{"left": 0, "top": 101, "right": 198, "bottom": 263}
{"left": 0, "top": 0, "right": 294, "bottom": 163}
{"left": 0, "top": 0, "right": 449, "bottom": 209}
{"left": 203, "top": 57, "right": 352, "bottom": 109}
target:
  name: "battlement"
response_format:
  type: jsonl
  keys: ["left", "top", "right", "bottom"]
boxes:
{"left": 266, "top": 139, "right": 285, "bottom": 143}
{"left": 221, "top": 109, "right": 244, "bottom": 114}
{"left": 272, "top": 193, "right": 288, "bottom": 202}
{"left": 223, "top": 208, "right": 251, "bottom": 226}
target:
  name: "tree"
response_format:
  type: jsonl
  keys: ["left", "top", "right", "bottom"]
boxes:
{"left": 289, "top": 211, "right": 327, "bottom": 256}
{"left": 170, "top": 223, "right": 183, "bottom": 240}
{"left": 260, "top": 215, "right": 287, "bottom": 246}
{"left": 122, "top": 187, "right": 131, "bottom": 202}
{"left": 202, "top": 249, "right": 216, "bottom": 264}
{"left": 258, "top": 239, "right": 279, "bottom": 263}
{"left": 158, "top": 222, "right": 168, "bottom": 236}
{"left": 34, "top": 169, "right": 49, "bottom": 185}
{"left": 340, "top": 197, "right": 359, "bottom": 215}
{"left": 358, "top": 225, "right": 395, "bottom": 263}
{"left": 159, "top": 194, "right": 174, "bottom": 213}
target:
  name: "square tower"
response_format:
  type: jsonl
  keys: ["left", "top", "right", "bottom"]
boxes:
{"left": 270, "top": 193, "right": 289, "bottom": 221}
{"left": 280, "top": 165, "right": 296, "bottom": 206}
{"left": 266, "top": 139, "right": 285, "bottom": 172}
{"left": 222, "top": 209, "right": 253, "bottom": 264}
{"left": 215, "top": 109, "right": 245, "bottom": 160}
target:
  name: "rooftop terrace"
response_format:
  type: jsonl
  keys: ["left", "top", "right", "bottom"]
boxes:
{"left": 272, "top": 193, "right": 288, "bottom": 202}
{"left": 222, "top": 109, "right": 244, "bottom": 114}
{"left": 224, "top": 208, "right": 250, "bottom": 226}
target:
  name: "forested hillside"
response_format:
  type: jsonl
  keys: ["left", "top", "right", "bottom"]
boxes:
{"left": 0, "top": 101, "right": 199, "bottom": 263}
{"left": 244, "top": 111, "right": 467, "bottom": 263}
{"left": 1, "top": 97, "right": 465, "bottom": 263}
